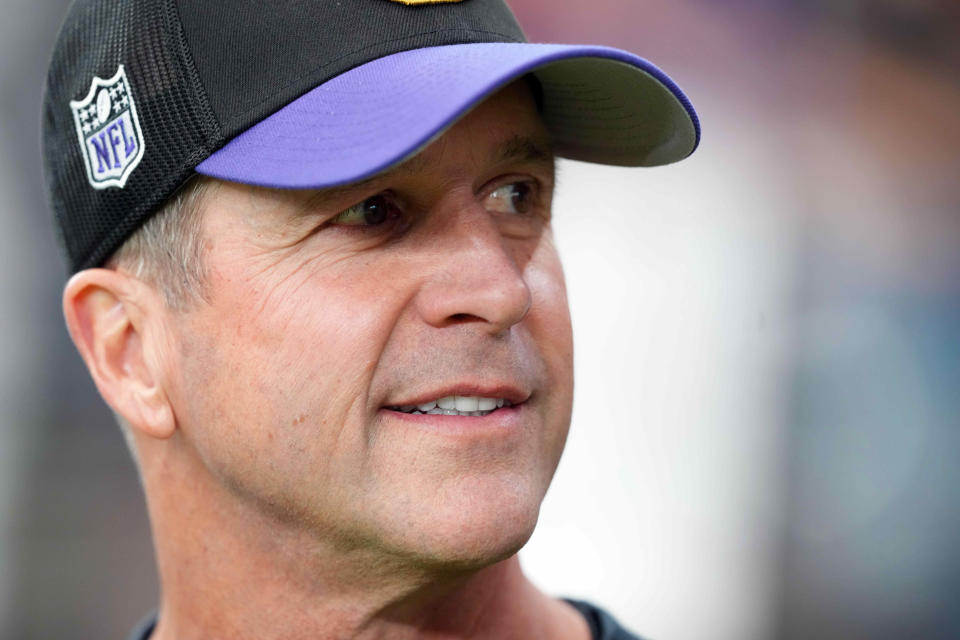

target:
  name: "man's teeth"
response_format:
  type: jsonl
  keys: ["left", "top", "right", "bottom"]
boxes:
{"left": 392, "top": 395, "right": 511, "bottom": 416}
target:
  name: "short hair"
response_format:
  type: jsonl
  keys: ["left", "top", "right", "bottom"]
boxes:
{"left": 108, "top": 176, "right": 217, "bottom": 311}
{"left": 106, "top": 176, "right": 216, "bottom": 455}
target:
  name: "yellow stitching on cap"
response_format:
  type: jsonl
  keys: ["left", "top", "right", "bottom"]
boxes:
{"left": 388, "top": 0, "right": 466, "bottom": 5}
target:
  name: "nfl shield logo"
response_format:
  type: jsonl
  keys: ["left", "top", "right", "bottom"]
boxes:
{"left": 70, "top": 65, "right": 145, "bottom": 190}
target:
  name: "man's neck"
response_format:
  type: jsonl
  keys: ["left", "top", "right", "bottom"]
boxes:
{"left": 150, "top": 545, "right": 587, "bottom": 640}
{"left": 140, "top": 439, "right": 589, "bottom": 640}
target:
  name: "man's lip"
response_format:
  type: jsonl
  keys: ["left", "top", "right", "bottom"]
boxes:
{"left": 382, "top": 383, "right": 531, "bottom": 409}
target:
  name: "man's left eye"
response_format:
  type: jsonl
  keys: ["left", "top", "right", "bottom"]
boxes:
{"left": 331, "top": 194, "right": 398, "bottom": 226}
{"left": 485, "top": 182, "right": 535, "bottom": 215}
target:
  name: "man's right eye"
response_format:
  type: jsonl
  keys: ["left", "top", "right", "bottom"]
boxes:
{"left": 331, "top": 194, "right": 399, "bottom": 227}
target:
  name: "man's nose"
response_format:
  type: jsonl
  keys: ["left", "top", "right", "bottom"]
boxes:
{"left": 415, "top": 207, "right": 532, "bottom": 335}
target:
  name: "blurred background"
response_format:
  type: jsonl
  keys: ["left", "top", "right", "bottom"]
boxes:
{"left": 2, "top": 1, "right": 958, "bottom": 638}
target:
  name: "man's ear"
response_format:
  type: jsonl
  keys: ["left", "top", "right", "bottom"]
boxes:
{"left": 63, "top": 268, "right": 176, "bottom": 440}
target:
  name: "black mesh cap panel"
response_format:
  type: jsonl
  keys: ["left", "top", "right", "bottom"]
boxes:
{"left": 43, "top": 0, "right": 219, "bottom": 272}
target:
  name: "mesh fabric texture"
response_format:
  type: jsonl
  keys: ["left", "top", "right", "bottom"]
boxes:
{"left": 43, "top": 0, "right": 218, "bottom": 272}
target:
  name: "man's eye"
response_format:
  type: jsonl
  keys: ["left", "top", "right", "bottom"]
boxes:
{"left": 485, "top": 182, "right": 535, "bottom": 215}
{"left": 331, "top": 194, "right": 397, "bottom": 226}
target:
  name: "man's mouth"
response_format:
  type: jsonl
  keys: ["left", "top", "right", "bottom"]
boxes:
{"left": 386, "top": 395, "right": 515, "bottom": 417}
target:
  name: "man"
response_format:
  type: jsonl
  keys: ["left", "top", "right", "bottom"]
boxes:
{"left": 42, "top": 1, "right": 699, "bottom": 638}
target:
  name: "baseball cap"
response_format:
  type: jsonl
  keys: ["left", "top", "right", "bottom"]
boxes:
{"left": 42, "top": 0, "right": 700, "bottom": 273}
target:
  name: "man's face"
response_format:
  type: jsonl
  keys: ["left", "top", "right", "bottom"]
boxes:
{"left": 163, "top": 82, "right": 573, "bottom": 568}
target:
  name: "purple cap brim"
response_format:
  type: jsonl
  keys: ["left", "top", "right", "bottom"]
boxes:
{"left": 195, "top": 43, "right": 700, "bottom": 189}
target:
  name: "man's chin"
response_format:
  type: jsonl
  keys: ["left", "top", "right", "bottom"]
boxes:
{"left": 364, "top": 495, "right": 543, "bottom": 575}
{"left": 428, "top": 514, "right": 538, "bottom": 573}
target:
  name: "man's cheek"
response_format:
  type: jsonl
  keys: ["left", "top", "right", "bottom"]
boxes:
{"left": 525, "top": 257, "right": 572, "bottom": 348}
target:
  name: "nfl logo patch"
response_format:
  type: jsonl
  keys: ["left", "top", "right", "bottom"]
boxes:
{"left": 70, "top": 65, "right": 145, "bottom": 190}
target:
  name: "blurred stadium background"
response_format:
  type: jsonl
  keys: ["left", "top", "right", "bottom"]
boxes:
{"left": 2, "top": 1, "right": 958, "bottom": 638}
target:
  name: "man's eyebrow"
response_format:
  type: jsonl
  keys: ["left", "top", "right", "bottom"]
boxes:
{"left": 295, "top": 150, "right": 432, "bottom": 208}
{"left": 493, "top": 134, "right": 555, "bottom": 168}
{"left": 391, "top": 133, "right": 554, "bottom": 177}
{"left": 297, "top": 133, "right": 556, "bottom": 213}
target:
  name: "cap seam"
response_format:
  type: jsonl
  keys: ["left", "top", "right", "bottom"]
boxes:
{"left": 167, "top": 0, "right": 221, "bottom": 150}
{"left": 76, "top": 1, "right": 224, "bottom": 271}
{"left": 219, "top": 28, "right": 523, "bottom": 134}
